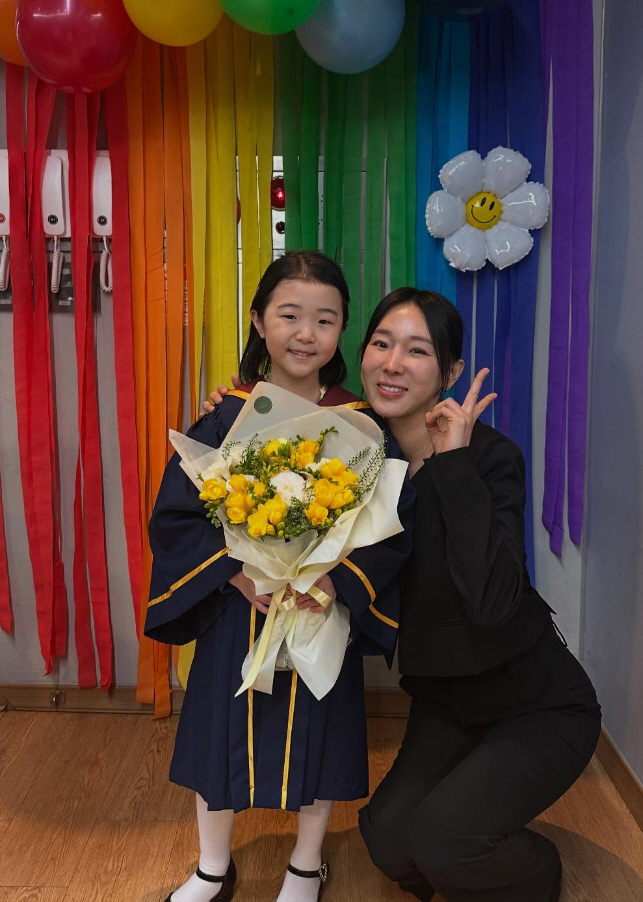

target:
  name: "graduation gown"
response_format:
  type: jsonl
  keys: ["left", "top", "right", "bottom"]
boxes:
{"left": 145, "top": 382, "right": 415, "bottom": 812}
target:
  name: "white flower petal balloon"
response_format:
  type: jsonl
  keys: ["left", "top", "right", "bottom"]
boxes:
{"left": 425, "top": 145, "right": 549, "bottom": 271}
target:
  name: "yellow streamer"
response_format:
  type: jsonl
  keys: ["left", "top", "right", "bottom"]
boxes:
{"left": 204, "top": 19, "right": 239, "bottom": 389}
{"left": 254, "top": 34, "right": 275, "bottom": 276}
{"left": 233, "top": 25, "right": 260, "bottom": 340}
{"left": 186, "top": 42, "right": 207, "bottom": 417}
{"left": 235, "top": 584, "right": 332, "bottom": 697}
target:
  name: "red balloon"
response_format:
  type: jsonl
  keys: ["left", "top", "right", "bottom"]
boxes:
{"left": 17, "top": 0, "right": 136, "bottom": 93}
{"left": 271, "top": 177, "right": 285, "bottom": 210}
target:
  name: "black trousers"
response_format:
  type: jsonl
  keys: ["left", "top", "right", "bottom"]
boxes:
{"left": 359, "top": 625, "right": 601, "bottom": 902}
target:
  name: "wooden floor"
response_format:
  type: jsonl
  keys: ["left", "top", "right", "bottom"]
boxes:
{"left": 0, "top": 711, "right": 642, "bottom": 901}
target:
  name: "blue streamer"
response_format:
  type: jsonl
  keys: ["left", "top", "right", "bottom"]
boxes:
{"left": 416, "top": 15, "right": 470, "bottom": 297}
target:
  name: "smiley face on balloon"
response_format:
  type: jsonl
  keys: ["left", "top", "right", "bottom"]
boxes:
{"left": 425, "top": 147, "right": 550, "bottom": 271}
{"left": 465, "top": 191, "right": 503, "bottom": 230}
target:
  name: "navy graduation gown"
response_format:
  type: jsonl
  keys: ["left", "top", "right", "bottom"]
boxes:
{"left": 145, "top": 382, "right": 415, "bottom": 812}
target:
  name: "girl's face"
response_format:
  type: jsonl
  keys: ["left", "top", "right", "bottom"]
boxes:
{"left": 361, "top": 303, "right": 462, "bottom": 420}
{"left": 252, "top": 278, "right": 344, "bottom": 385}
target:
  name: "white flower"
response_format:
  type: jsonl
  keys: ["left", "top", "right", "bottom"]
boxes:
{"left": 425, "top": 146, "right": 549, "bottom": 271}
{"left": 201, "top": 461, "right": 231, "bottom": 482}
{"left": 269, "top": 471, "right": 307, "bottom": 506}
{"left": 200, "top": 445, "right": 243, "bottom": 483}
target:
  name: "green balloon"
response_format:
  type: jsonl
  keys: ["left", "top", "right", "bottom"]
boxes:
{"left": 221, "top": 0, "right": 323, "bottom": 34}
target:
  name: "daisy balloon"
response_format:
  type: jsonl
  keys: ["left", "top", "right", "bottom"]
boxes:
{"left": 425, "top": 146, "right": 549, "bottom": 271}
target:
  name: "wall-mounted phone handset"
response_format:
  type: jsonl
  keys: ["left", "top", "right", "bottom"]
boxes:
{"left": 0, "top": 151, "right": 11, "bottom": 293}
{"left": 92, "top": 153, "right": 113, "bottom": 295}
{"left": 42, "top": 152, "right": 68, "bottom": 295}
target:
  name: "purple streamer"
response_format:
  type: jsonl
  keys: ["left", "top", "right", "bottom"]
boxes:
{"left": 542, "top": 0, "right": 593, "bottom": 553}
{"left": 567, "top": 0, "right": 593, "bottom": 544}
{"left": 542, "top": 0, "right": 577, "bottom": 555}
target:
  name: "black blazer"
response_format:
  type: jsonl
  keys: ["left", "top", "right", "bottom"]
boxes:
{"left": 397, "top": 421, "right": 553, "bottom": 678}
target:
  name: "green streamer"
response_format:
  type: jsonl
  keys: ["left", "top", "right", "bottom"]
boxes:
{"left": 341, "top": 74, "right": 366, "bottom": 392}
{"left": 280, "top": 34, "right": 302, "bottom": 251}
{"left": 322, "top": 73, "right": 347, "bottom": 263}
{"left": 364, "top": 64, "right": 387, "bottom": 325}
{"left": 385, "top": 28, "right": 408, "bottom": 291}
{"left": 299, "top": 51, "right": 321, "bottom": 249}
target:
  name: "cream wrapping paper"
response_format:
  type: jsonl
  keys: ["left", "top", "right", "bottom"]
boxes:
{"left": 170, "top": 383, "right": 408, "bottom": 699}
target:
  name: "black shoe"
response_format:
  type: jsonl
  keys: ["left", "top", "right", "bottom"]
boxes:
{"left": 286, "top": 862, "right": 329, "bottom": 900}
{"left": 165, "top": 858, "right": 237, "bottom": 902}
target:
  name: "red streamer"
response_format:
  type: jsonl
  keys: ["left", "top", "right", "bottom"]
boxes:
{"left": 7, "top": 64, "right": 68, "bottom": 670}
{"left": 104, "top": 80, "right": 143, "bottom": 630}
{"left": 67, "top": 92, "right": 114, "bottom": 689}
{"left": 0, "top": 468, "right": 12, "bottom": 634}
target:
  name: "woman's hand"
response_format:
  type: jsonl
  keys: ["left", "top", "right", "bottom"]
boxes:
{"left": 425, "top": 368, "right": 497, "bottom": 455}
{"left": 295, "top": 574, "right": 336, "bottom": 614}
{"left": 229, "top": 571, "right": 271, "bottom": 614}
{"left": 199, "top": 373, "right": 242, "bottom": 418}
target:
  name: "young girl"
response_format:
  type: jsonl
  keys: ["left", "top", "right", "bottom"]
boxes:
{"left": 146, "top": 252, "right": 415, "bottom": 902}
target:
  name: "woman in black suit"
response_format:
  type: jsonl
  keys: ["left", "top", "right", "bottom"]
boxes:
{"left": 357, "top": 287, "right": 601, "bottom": 902}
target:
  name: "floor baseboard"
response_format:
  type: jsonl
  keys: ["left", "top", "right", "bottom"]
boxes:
{"left": 0, "top": 683, "right": 411, "bottom": 718}
{"left": 595, "top": 728, "right": 643, "bottom": 831}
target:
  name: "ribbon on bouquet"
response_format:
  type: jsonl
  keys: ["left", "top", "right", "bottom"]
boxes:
{"left": 235, "top": 583, "right": 333, "bottom": 698}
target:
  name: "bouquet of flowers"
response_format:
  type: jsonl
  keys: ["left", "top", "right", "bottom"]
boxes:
{"left": 169, "top": 382, "right": 408, "bottom": 700}
{"left": 198, "top": 427, "right": 380, "bottom": 540}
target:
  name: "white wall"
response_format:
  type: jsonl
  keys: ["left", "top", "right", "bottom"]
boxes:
{"left": 582, "top": 0, "right": 643, "bottom": 783}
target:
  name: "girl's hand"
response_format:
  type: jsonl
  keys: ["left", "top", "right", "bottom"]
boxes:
{"left": 199, "top": 373, "right": 242, "bottom": 418}
{"left": 229, "top": 571, "right": 271, "bottom": 614}
{"left": 425, "top": 368, "right": 497, "bottom": 455}
{"left": 296, "top": 574, "right": 336, "bottom": 614}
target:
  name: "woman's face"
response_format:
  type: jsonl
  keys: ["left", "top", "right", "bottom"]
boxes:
{"left": 361, "top": 303, "right": 453, "bottom": 420}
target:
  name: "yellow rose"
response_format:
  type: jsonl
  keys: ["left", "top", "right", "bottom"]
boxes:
{"left": 252, "top": 481, "right": 266, "bottom": 498}
{"left": 292, "top": 439, "right": 319, "bottom": 469}
{"left": 247, "top": 510, "right": 269, "bottom": 538}
{"left": 320, "top": 457, "right": 346, "bottom": 480}
{"left": 338, "top": 468, "right": 359, "bottom": 487}
{"left": 225, "top": 491, "right": 247, "bottom": 510}
{"left": 262, "top": 495, "right": 287, "bottom": 526}
{"left": 227, "top": 506, "right": 248, "bottom": 524}
{"left": 294, "top": 450, "right": 316, "bottom": 468}
{"left": 199, "top": 478, "right": 227, "bottom": 502}
{"left": 329, "top": 488, "right": 355, "bottom": 510}
{"left": 262, "top": 438, "right": 290, "bottom": 461}
{"left": 305, "top": 501, "right": 329, "bottom": 527}
{"left": 313, "top": 478, "right": 340, "bottom": 509}
{"left": 228, "top": 474, "right": 247, "bottom": 493}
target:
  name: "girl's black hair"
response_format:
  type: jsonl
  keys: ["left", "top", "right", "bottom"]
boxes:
{"left": 360, "top": 287, "right": 464, "bottom": 396}
{"left": 239, "top": 251, "right": 349, "bottom": 386}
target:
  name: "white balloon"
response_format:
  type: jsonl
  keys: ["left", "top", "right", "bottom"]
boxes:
{"left": 425, "top": 190, "right": 465, "bottom": 238}
{"left": 439, "top": 150, "right": 484, "bottom": 201}
{"left": 501, "top": 181, "right": 549, "bottom": 230}
{"left": 443, "top": 224, "right": 487, "bottom": 271}
{"left": 483, "top": 146, "right": 532, "bottom": 198}
{"left": 484, "top": 221, "right": 533, "bottom": 270}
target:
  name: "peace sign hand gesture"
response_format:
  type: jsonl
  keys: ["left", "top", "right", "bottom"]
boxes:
{"left": 425, "top": 368, "right": 497, "bottom": 455}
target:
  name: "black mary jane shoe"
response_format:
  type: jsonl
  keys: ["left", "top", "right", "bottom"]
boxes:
{"left": 286, "top": 861, "right": 330, "bottom": 900}
{"left": 165, "top": 858, "right": 237, "bottom": 902}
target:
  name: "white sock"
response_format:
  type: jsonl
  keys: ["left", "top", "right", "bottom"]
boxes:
{"left": 171, "top": 794, "right": 234, "bottom": 902}
{"left": 276, "top": 799, "right": 333, "bottom": 902}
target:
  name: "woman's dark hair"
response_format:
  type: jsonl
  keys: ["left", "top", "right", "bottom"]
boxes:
{"left": 360, "top": 288, "right": 464, "bottom": 396}
{"left": 239, "top": 251, "right": 349, "bottom": 386}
